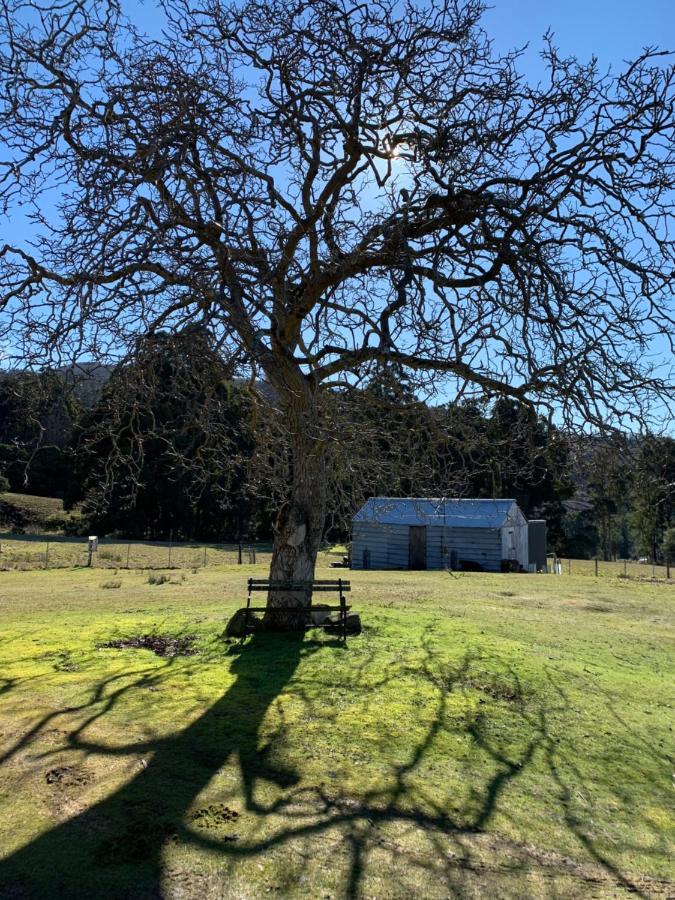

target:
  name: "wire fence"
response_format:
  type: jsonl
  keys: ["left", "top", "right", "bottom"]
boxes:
{"left": 0, "top": 535, "right": 671, "bottom": 580}
{"left": 549, "top": 557, "right": 672, "bottom": 581}
{"left": 0, "top": 535, "right": 273, "bottom": 571}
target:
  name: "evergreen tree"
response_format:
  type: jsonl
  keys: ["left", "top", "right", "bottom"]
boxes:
{"left": 631, "top": 437, "right": 675, "bottom": 561}
{"left": 66, "top": 328, "right": 256, "bottom": 540}
{"left": 0, "top": 370, "right": 78, "bottom": 496}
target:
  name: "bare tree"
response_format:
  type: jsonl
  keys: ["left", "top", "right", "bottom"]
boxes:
{"left": 1, "top": 0, "right": 673, "bottom": 622}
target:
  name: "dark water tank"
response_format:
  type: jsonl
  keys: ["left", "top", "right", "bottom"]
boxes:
{"left": 528, "top": 520, "right": 547, "bottom": 572}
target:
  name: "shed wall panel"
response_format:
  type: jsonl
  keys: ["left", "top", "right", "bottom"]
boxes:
{"left": 352, "top": 522, "right": 410, "bottom": 569}
{"left": 352, "top": 520, "right": 511, "bottom": 572}
{"left": 501, "top": 506, "right": 529, "bottom": 569}
{"left": 444, "top": 527, "right": 502, "bottom": 572}
{"left": 427, "top": 526, "right": 444, "bottom": 569}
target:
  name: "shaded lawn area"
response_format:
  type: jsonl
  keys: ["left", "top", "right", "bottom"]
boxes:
{"left": 0, "top": 566, "right": 673, "bottom": 898}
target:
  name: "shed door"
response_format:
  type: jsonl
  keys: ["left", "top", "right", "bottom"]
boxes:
{"left": 409, "top": 526, "right": 427, "bottom": 570}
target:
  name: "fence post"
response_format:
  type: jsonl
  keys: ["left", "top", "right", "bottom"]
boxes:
{"left": 667, "top": 556, "right": 671, "bottom": 580}
{"left": 126, "top": 543, "right": 131, "bottom": 569}
{"left": 594, "top": 558, "right": 598, "bottom": 577}
{"left": 203, "top": 545, "right": 207, "bottom": 568}
{"left": 238, "top": 541, "right": 243, "bottom": 565}
{"left": 568, "top": 558, "right": 571, "bottom": 575}
{"left": 623, "top": 558, "right": 627, "bottom": 576}
{"left": 45, "top": 542, "right": 49, "bottom": 568}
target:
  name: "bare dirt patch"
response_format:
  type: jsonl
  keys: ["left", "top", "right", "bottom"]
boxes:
{"left": 45, "top": 765, "right": 91, "bottom": 787}
{"left": 97, "top": 634, "right": 197, "bottom": 657}
{"left": 188, "top": 804, "right": 240, "bottom": 837}
{"left": 464, "top": 679, "right": 524, "bottom": 703}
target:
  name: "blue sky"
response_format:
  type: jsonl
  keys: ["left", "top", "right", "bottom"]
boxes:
{"left": 485, "top": 0, "right": 673, "bottom": 71}
{"left": 487, "top": 1, "right": 674, "bottom": 433}
{"left": 2, "top": 0, "right": 673, "bottom": 427}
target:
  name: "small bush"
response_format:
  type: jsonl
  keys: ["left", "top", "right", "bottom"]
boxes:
{"left": 147, "top": 573, "right": 169, "bottom": 585}
{"left": 101, "top": 580, "right": 122, "bottom": 589}
{"left": 44, "top": 513, "right": 70, "bottom": 532}
{"left": 98, "top": 550, "right": 122, "bottom": 562}
{"left": 63, "top": 518, "right": 86, "bottom": 537}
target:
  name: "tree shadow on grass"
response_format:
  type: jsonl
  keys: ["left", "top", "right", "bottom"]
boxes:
{"left": 0, "top": 632, "right": 315, "bottom": 898}
{"left": 0, "top": 628, "right": 669, "bottom": 899}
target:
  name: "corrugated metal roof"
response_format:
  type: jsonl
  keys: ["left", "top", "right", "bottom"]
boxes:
{"left": 353, "top": 497, "right": 518, "bottom": 528}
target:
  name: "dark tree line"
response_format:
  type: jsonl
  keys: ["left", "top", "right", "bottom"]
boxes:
{"left": 1, "top": 328, "right": 672, "bottom": 559}
{"left": 64, "top": 328, "right": 255, "bottom": 540}
{"left": 0, "top": 369, "right": 78, "bottom": 497}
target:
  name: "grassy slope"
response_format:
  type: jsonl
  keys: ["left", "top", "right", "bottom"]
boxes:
{"left": 0, "top": 492, "right": 82, "bottom": 533}
{"left": 0, "top": 566, "right": 672, "bottom": 898}
{"left": 0, "top": 492, "right": 65, "bottom": 515}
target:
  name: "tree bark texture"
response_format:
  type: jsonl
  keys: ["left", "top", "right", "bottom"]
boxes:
{"left": 264, "top": 399, "right": 328, "bottom": 630}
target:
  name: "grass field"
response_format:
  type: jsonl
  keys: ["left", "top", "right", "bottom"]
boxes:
{"left": 0, "top": 564, "right": 673, "bottom": 898}
{"left": 0, "top": 534, "right": 271, "bottom": 570}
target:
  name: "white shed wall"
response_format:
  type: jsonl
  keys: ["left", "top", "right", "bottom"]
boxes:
{"left": 500, "top": 505, "right": 529, "bottom": 569}
{"left": 353, "top": 522, "right": 503, "bottom": 571}
{"left": 441, "top": 526, "right": 502, "bottom": 571}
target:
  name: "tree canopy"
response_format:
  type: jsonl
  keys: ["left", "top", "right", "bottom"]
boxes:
{"left": 1, "top": 0, "right": 673, "bottom": 603}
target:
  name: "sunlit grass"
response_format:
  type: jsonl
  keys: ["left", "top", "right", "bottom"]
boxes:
{"left": 0, "top": 565, "right": 672, "bottom": 897}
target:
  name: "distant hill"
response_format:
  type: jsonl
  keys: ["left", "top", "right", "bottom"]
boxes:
{"left": 57, "top": 362, "right": 115, "bottom": 408}
{"left": 0, "top": 491, "right": 83, "bottom": 533}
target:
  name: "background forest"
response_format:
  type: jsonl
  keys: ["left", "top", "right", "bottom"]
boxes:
{"left": 0, "top": 329, "right": 673, "bottom": 561}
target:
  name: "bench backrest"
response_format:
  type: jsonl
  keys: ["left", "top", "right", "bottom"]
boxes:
{"left": 248, "top": 579, "right": 351, "bottom": 592}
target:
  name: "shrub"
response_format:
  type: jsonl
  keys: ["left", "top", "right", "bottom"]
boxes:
{"left": 662, "top": 527, "right": 675, "bottom": 562}
{"left": 44, "top": 513, "right": 70, "bottom": 532}
{"left": 98, "top": 549, "right": 122, "bottom": 562}
{"left": 63, "top": 518, "right": 87, "bottom": 536}
{"left": 147, "top": 573, "right": 169, "bottom": 585}
{"left": 100, "top": 580, "right": 122, "bottom": 589}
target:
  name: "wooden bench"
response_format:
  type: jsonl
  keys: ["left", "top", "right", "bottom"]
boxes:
{"left": 243, "top": 578, "right": 351, "bottom": 640}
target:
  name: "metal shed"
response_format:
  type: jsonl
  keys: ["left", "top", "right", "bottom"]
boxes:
{"left": 351, "top": 497, "right": 530, "bottom": 572}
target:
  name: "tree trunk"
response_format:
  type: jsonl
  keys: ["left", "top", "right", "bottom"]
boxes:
{"left": 263, "top": 406, "right": 328, "bottom": 631}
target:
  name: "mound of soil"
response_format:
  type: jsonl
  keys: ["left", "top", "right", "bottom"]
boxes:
{"left": 98, "top": 634, "right": 197, "bottom": 657}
